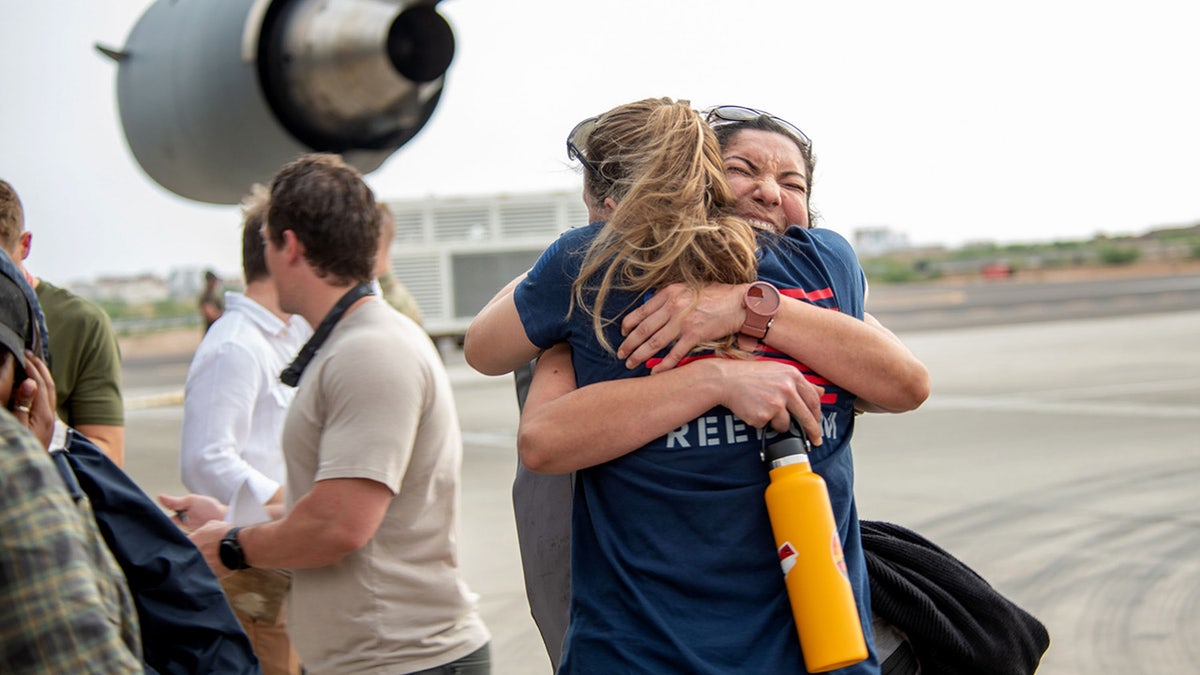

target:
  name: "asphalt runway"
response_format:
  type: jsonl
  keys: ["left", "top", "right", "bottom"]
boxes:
{"left": 119, "top": 281, "right": 1200, "bottom": 674}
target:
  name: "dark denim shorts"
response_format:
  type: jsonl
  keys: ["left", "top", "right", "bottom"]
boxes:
{"left": 406, "top": 643, "right": 491, "bottom": 675}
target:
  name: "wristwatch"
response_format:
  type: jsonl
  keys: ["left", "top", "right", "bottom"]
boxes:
{"left": 740, "top": 281, "right": 781, "bottom": 339}
{"left": 219, "top": 527, "right": 251, "bottom": 570}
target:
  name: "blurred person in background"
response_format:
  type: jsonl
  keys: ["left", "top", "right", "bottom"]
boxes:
{"left": 0, "top": 178, "right": 126, "bottom": 465}
{"left": 161, "top": 184, "right": 311, "bottom": 675}
{"left": 372, "top": 203, "right": 424, "bottom": 326}
{"left": 199, "top": 268, "right": 225, "bottom": 333}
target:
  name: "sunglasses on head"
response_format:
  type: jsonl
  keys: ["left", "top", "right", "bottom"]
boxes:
{"left": 566, "top": 116, "right": 614, "bottom": 188}
{"left": 704, "top": 105, "right": 812, "bottom": 151}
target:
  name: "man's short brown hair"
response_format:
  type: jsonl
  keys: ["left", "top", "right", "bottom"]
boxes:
{"left": 266, "top": 154, "right": 378, "bottom": 284}
{"left": 240, "top": 184, "right": 270, "bottom": 284}
{"left": 0, "top": 180, "right": 25, "bottom": 253}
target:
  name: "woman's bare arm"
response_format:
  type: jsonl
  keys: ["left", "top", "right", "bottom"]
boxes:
{"left": 518, "top": 344, "right": 825, "bottom": 474}
{"left": 617, "top": 283, "right": 929, "bottom": 412}
{"left": 463, "top": 274, "right": 542, "bottom": 376}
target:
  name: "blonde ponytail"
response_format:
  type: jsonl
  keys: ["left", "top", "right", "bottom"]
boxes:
{"left": 571, "top": 98, "right": 760, "bottom": 355}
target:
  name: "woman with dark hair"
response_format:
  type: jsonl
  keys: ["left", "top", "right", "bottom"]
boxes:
{"left": 466, "top": 100, "right": 929, "bottom": 673}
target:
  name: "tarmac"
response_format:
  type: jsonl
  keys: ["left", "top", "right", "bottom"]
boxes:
{"left": 117, "top": 281, "right": 1200, "bottom": 674}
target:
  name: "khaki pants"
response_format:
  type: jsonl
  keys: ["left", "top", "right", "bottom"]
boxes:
{"left": 221, "top": 570, "right": 301, "bottom": 675}
{"left": 233, "top": 601, "right": 301, "bottom": 675}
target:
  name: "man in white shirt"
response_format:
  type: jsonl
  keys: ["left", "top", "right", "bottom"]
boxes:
{"left": 162, "top": 185, "right": 311, "bottom": 675}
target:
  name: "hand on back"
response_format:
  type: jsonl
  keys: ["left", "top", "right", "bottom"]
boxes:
{"left": 619, "top": 282, "right": 747, "bottom": 372}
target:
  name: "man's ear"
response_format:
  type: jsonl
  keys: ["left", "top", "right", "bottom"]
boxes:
{"left": 17, "top": 231, "right": 31, "bottom": 261}
{"left": 585, "top": 195, "right": 618, "bottom": 222}
{"left": 281, "top": 229, "right": 304, "bottom": 264}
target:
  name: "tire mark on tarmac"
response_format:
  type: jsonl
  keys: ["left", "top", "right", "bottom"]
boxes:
{"left": 907, "top": 459, "right": 1199, "bottom": 674}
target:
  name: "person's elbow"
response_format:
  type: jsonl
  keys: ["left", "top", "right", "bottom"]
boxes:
{"left": 870, "top": 364, "right": 932, "bottom": 413}
{"left": 463, "top": 325, "right": 540, "bottom": 376}
{"left": 321, "top": 527, "right": 373, "bottom": 562}
{"left": 179, "top": 444, "right": 232, "bottom": 500}
{"left": 899, "top": 363, "right": 932, "bottom": 411}
{"left": 178, "top": 456, "right": 210, "bottom": 496}
{"left": 517, "top": 423, "right": 571, "bottom": 475}
{"left": 75, "top": 424, "right": 125, "bottom": 467}
{"left": 462, "top": 328, "right": 510, "bottom": 376}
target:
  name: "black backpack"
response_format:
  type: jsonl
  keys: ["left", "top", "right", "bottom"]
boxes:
{"left": 52, "top": 431, "right": 261, "bottom": 675}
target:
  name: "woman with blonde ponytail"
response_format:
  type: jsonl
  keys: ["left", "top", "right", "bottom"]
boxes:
{"left": 465, "top": 100, "right": 926, "bottom": 673}
{"left": 569, "top": 98, "right": 761, "bottom": 358}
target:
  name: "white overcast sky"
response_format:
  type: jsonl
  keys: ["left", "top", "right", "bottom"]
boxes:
{"left": 2, "top": 0, "right": 1198, "bottom": 284}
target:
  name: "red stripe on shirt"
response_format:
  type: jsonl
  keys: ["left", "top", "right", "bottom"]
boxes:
{"left": 782, "top": 287, "right": 834, "bottom": 303}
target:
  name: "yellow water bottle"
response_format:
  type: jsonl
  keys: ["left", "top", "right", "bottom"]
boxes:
{"left": 763, "top": 436, "right": 868, "bottom": 672}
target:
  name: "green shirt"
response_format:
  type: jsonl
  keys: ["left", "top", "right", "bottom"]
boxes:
{"left": 35, "top": 281, "right": 124, "bottom": 427}
{"left": 378, "top": 273, "right": 424, "bottom": 326}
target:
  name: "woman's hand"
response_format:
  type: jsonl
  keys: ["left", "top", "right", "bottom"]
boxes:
{"left": 13, "top": 351, "right": 57, "bottom": 449}
{"left": 713, "top": 359, "right": 825, "bottom": 446}
{"left": 618, "top": 283, "right": 747, "bottom": 372}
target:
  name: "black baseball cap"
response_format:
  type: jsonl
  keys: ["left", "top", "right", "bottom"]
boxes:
{"left": 0, "top": 249, "right": 47, "bottom": 369}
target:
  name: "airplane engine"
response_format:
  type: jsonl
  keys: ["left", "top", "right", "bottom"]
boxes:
{"left": 100, "top": 0, "right": 454, "bottom": 204}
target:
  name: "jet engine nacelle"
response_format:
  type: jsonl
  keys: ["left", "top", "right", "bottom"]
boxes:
{"left": 102, "top": 0, "right": 454, "bottom": 204}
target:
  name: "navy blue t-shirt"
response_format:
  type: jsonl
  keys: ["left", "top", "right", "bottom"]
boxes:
{"left": 515, "top": 222, "right": 880, "bottom": 674}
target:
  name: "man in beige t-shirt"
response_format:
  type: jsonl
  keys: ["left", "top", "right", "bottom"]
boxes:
{"left": 188, "top": 154, "right": 490, "bottom": 674}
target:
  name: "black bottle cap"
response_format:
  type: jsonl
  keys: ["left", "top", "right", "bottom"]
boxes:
{"left": 763, "top": 436, "right": 810, "bottom": 464}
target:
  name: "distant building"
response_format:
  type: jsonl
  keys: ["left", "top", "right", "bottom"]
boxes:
{"left": 70, "top": 267, "right": 243, "bottom": 306}
{"left": 72, "top": 273, "right": 169, "bottom": 305}
{"left": 382, "top": 190, "right": 588, "bottom": 339}
{"left": 167, "top": 267, "right": 211, "bottom": 300}
{"left": 854, "top": 227, "right": 911, "bottom": 257}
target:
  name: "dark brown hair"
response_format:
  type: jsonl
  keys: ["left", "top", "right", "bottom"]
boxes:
{"left": 240, "top": 184, "right": 270, "bottom": 284}
{"left": 266, "top": 154, "right": 379, "bottom": 284}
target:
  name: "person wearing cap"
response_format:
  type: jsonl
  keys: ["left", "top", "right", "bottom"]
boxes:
{"left": 0, "top": 179, "right": 126, "bottom": 465}
{"left": 0, "top": 248, "right": 58, "bottom": 447}
{"left": 0, "top": 247, "right": 143, "bottom": 673}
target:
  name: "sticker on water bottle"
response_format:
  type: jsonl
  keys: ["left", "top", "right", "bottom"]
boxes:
{"left": 778, "top": 542, "right": 797, "bottom": 577}
{"left": 779, "top": 539, "right": 850, "bottom": 580}
{"left": 831, "top": 534, "right": 849, "bottom": 580}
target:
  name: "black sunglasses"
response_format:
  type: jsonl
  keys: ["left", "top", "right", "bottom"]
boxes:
{"left": 705, "top": 105, "right": 812, "bottom": 150}
{"left": 566, "top": 116, "right": 614, "bottom": 188}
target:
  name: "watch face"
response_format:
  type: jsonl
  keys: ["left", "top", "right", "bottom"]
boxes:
{"left": 220, "top": 529, "right": 246, "bottom": 570}
{"left": 747, "top": 284, "right": 781, "bottom": 315}
{"left": 219, "top": 541, "right": 237, "bottom": 569}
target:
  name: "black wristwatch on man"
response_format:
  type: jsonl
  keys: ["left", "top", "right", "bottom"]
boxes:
{"left": 219, "top": 526, "right": 252, "bottom": 570}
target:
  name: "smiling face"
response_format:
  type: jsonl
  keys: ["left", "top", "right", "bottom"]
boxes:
{"left": 721, "top": 129, "right": 811, "bottom": 232}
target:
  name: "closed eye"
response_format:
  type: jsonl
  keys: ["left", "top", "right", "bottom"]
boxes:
{"left": 724, "top": 156, "right": 760, "bottom": 176}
